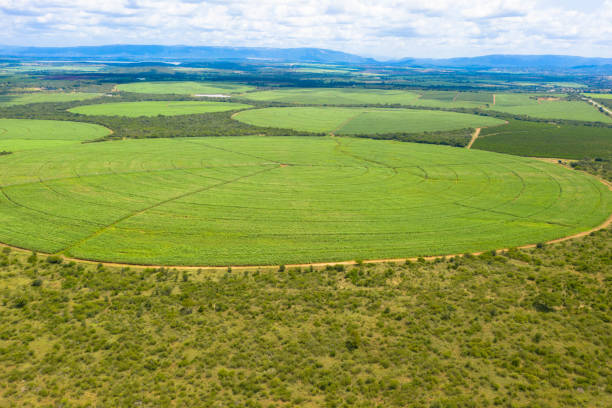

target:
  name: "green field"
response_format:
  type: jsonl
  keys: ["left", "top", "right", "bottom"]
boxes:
{"left": 0, "top": 127, "right": 609, "bottom": 265}
{"left": 116, "top": 81, "right": 255, "bottom": 95}
{"left": 0, "top": 118, "right": 111, "bottom": 152}
{"left": 473, "top": 120, "right": 612, "bottom": 159}
{"left": 584, "top": 93, "right": 612, "bottom": 99}
{"left": 243, "top": 88, "right": 492, "bottom": 108}
{"left": 0, "top": 92, "right": 102, "bottom": 106}
{"left": 233, "top": 107, "right": 505, "bottom": 134}
{"left": 68, "top": 101, "right": 253, "bottom": 117}
{"left": 488, "top": 93, "right": 612, "bottom": 122}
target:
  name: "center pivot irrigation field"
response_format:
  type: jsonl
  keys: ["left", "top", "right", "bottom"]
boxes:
{"left": 0, "top": 118, "right": 111, "bottom": 152}
{"left": 115, "top": 81, "right": 255, "bottom": 95}
{"left": 0, "top": 118, "right": 610, "bottom": 266}
{"left": 233, "top": 107, "right": 505, "bottom": 134}
{"left": 0, "top": 92, "right": 102, "bottom": 106}
{"left": 69, "top": 101, "right": 252, "bottom": 117}
{"left": 244, "top": 88, "right": 492, "bottom": 108}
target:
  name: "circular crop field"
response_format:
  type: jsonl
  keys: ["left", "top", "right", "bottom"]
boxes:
{"left": 1, "top": 121, "right": 610, "bottom": 266}
{"left": 0, "top": 118, "right": 111, "bottom": 152}
{"left": 69, "top": 101, "right": 252, "bottom": 117}
{"left": 116, "top": 81, "right": 255, "bottom": 95}
{"left": 233, "top": 107, "right": 506, "bottom": 134}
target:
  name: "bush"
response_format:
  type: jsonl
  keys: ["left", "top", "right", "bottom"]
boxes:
{"left": 46, "top": 255, "right": 63, "bottom": 264}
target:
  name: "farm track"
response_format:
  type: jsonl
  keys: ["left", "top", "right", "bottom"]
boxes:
{"left": 1, "top": 168, "right": 610, "bottom": 271}
{"left": 466, "top": 128, "right": 481, "bottom": 149}
{"left": 585, "top": 97, "right": 612, "bottom": 117}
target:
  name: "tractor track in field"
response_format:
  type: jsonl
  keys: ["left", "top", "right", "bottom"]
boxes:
{"left": 1, "top": 170, "right": 610, "bottom": 272}
{"left": 2, "top": 210, "right": 610, "bottom": 272}
{"left": 59, "top": 165, "right": 279, "bottom": 255}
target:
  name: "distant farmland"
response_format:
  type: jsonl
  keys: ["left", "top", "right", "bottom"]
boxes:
{"left": 473, "top": 120, "right": 612, "bottom": 159}
{"left": 243, "top": 88, "right": 492, "bottom": 108}
{"left": 233, "top": 107, "right": 505, "bottom": 134}
{"left": 0, "top": 92, "right": 102, "bottom": 106}
{"left": 116, "top": 81, "right": 255, "bottom": 95}
{"left": 0, "top": 118, "right": 110, "bottom": 153}
{"left": 487, "top": 93, "right": 612, "bottom": 122}
{"left": 69, "top": 101, "right": 253, "bottom": 117}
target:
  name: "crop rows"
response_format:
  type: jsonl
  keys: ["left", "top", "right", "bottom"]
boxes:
{"left": 0, "top": 121, "right": 609, "bottom": 265}
{"left": 474, "top": 120, "right": 612, "bottom": 159}
{"left": 233, "top": 107, "right": 505, "bottom": 134}
{"left": 69, "top": 101, "right": 253, "bottom": 117}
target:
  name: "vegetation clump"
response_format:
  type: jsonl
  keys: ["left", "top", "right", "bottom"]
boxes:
{"left": 0, "top": 229, "right": 609, "bottom": 406}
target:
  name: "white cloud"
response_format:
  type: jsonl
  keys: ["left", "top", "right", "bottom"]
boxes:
{"left": 0, "top": 0, "right": 611, "bottom": 58}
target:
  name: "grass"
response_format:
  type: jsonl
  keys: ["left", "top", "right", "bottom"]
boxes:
{"left": 68, "top": 101, "right": 253, "bottom": 117}
{"left": 0, "top": 92, "right": 102, "bottom": 106}
{"left": 0, "top": 133, "right": 609, "bottom": 266}
{"left": 116, "top": 81, "right": 255, "bottom": 95}
{"left": 243, "top": 88, "right": 492, "bottom": 108}
{"left": 473, "top": 120, "right": 612, "bottom": 159}
{"left": 0, "top": 229, "right": 610, "bottom": 406}
{"left": 488, "top": 93, "right": 612, "bottom": 122}
{"left": 233, "top": 107, "right": 505, "bottom": 134}
{"left": 0, "top": 118, "right": 111, "bottom": 152}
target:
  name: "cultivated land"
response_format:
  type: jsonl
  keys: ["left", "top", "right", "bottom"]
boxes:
{"left": 0, "top": 129, "right": 609, "bottom": 266}
{"left": 116, "top": 81, "right": 255, "bottom": 95}
{"left": 243, "top": 88, "right": 492, "bottom": 108}
{"left": 0, "top": 118, "right": 111, "bottom": 152}
{"left": 0, "top": 92, "right": 102, "bottom": 106}
{"left": 584, "top": 93, "right": 612, "bottom": 99}
{"left": 473, "top": 120, "right": 612, "bottom": 159}
{"left": 1, "top": 58, "right": 612, "bottom": 408}
{"left": 68, "top": 101, "right": 253, "bottom": 117}
{"left": 487, "top": 93, "right": 612, "bottom": 122}
{"left": 233, "top": 107, "right": 505, "bottom": 134}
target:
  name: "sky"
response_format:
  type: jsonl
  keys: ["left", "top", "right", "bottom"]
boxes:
{"left": 1, "top": 0, "right": 612, "bottom": 59}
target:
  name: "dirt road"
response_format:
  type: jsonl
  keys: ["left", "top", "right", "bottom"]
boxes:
{"left": 466, "top": 128, "right": 481, "bottom": 149}
{"left": 585, "top": 97, "right": 612, "bottom": 117}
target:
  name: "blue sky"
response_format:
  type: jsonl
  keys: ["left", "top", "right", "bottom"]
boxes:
{"left": 1, "top": 0, "right": 611, "bottom": 59}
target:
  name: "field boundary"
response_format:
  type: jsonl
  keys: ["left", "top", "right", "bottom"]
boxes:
{"left": 1, "top": 169, "right": 609, "bottom": 271}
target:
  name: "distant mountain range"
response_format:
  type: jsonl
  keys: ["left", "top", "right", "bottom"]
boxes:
{"left": 0, "top": 45, "right": 610, "bottom": 72}
{"left": 396, "top": 55, "right": 612, "bottom": 71}
{"left": 0, "top": 45, "right": 375, "bottom": 64}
